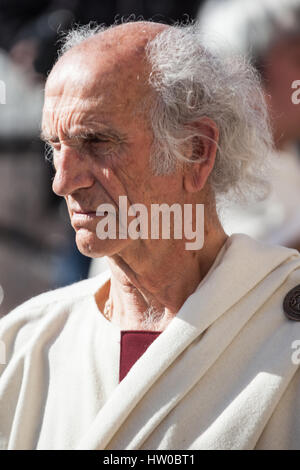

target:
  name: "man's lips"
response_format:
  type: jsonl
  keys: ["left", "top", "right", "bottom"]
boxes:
{"left": 71, "top": 211, "right": 97, "bottom": 222}
{"left": 69, "top": 204, "right": 96, "bottom": 213}
{"left": 72, "top": 210, "right": 96, "bottom": 215}
{"left": 70, "top": 208, "right": 111, "bottom": 223}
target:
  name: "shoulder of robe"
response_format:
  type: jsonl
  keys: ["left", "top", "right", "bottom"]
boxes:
{"left": 0, "top": 271, "right": 109, "bottom": 369}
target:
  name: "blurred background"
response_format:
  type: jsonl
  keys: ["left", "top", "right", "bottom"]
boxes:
{"left": 0, "top": 0, "right": 299, "bottom": 316}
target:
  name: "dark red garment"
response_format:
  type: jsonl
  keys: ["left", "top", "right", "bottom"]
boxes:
{"left": 119, "top": 331, "right": 161, "bottom": 382}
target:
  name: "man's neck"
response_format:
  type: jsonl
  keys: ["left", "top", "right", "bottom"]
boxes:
{"left": 99, "top": 226, "right": 229, "bottom": 331}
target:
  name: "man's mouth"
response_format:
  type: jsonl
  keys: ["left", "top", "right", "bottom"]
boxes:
{"left": 73, "top": 210, "right": 96, "bottom": 215}
{"left": 70, "top": 207, "right": 111, "bottom": 224}
{"left": 70, "top": 209, "right": 98, "bottom": 224}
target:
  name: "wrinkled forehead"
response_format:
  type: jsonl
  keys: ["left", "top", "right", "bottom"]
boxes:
{"left": 42, "top": 30, "right": 157, "bottom": 139}
{"left": 44, "top": 40, "right": 151, "bottom": 114}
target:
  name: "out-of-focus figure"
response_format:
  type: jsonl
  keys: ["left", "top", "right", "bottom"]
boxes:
{"left": 197, "top": 0, "right": 300, "bottom": 250}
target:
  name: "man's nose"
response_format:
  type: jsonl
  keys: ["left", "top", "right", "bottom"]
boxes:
{"left": 52, "top": 145, "right": 94, "bottom": 196}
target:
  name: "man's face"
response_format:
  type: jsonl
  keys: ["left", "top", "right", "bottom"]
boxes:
{"left": 41, "top": 43, "right": 183, "bottom": 258}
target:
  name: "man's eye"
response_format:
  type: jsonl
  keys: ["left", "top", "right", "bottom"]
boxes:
{"left": 85, "top": 137, "right": 110, "bottom": 144}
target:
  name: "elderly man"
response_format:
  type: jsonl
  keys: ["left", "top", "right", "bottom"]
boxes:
{"left": 1, "top": 20, "right": 300, "bottom": 450}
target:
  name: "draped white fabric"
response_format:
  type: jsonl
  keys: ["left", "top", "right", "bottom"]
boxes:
{"left": 1, "top": 233, "right": 300, "bottom": 450}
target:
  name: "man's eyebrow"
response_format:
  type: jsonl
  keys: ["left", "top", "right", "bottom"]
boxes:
{"left": 40, "top": 127, "right": 127, "bottom": 144}
{"left": 75, "top": 129, "right": 127, "bottom": 143}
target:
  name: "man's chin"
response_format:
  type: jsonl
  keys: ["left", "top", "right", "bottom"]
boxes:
{"left": 75, "top": 230, "right": 130, "bottom": 258}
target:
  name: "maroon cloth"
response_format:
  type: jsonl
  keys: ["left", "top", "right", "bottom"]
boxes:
{"left": 119, "top": 331, "right": 161, "bottom": 382}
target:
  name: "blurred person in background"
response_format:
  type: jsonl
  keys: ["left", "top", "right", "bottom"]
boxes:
{"left": 197, "top": 0, "right": 300, "bottom": 251}
{"left": 0, "top": 0, "right": 202, "bottom": 314}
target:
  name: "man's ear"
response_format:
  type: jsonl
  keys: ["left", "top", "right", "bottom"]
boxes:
{"left": 183, "top": 117, "right": 219, "bottom": 193}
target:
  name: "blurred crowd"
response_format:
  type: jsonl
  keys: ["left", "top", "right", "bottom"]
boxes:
{"left": 0, "top": 0, "right": 300, "bottom": 316}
